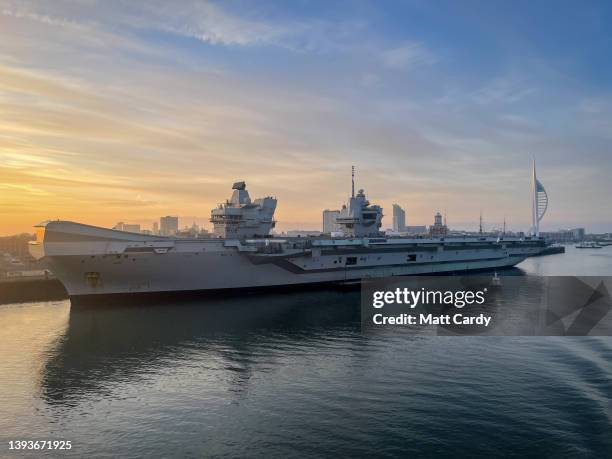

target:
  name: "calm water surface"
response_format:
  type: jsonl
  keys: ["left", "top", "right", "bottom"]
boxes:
{"left": 1, "top": 246, "right": 612, "bottom": 457}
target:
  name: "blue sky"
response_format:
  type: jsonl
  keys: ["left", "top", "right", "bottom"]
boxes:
{"left": 1, "top": 0, "right": 611, "bottom": 234}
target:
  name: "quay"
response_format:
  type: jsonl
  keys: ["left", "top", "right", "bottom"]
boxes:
{"left": 0, "top": 277, "right": 68, "bottom": 305}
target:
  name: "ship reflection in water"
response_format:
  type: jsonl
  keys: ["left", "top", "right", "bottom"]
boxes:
{"left": 41, "top": 289, "right": 362, "bottom": 407}
{"left": 1, "top": 249, "right": 612, "bottom": 457}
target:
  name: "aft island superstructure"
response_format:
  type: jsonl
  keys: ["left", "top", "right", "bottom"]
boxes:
{"left": 29, "top": 175, "right": 546, "bottom": 302}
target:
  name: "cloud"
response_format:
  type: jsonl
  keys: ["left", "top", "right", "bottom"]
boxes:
{"left": 471, "top": 78, "right": 536, "bottom": 105}
{"left": 134, "top": 1, "right": 288, "bottom": 47}
{"left": 360, "top": 73, "right": 380, "bottom": 87}
{"left": 0, "top": 1, "right": 610, "bottom": 235}
{"left": 0, "top": 7, "right": 86, "bottom": 30}
{"left": 1, "top": 0, "right": 348, "bottom": 52}
{"left": 380, "top": 42, "right": 436, "bottom": 70}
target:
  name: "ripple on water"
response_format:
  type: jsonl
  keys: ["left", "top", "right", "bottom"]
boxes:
{"left": 1, "top": 261, "right": 612, "bottom": 457}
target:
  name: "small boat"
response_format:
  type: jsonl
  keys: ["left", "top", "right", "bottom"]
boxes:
{"left": 575, "top": 242, "right": 602, "bottom": 249}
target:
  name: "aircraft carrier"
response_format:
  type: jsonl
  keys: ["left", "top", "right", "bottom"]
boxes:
{"left": 29, "top": 175, "right": 546, "bottom": 303}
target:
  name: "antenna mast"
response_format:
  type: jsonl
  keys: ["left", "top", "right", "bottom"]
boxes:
{"left": 351, "top": 165, "right": 355, "bottom": 198}
{"left": 479, "top": 209, "right": 483, "bottom": 234}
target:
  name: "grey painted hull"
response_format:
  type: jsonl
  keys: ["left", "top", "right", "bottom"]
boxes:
{"left": 30, "top": 221, "right": 544, "bottom": 299}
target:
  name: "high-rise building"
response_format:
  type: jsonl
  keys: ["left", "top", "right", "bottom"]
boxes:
{"left": 152, "top": 221, "right": 159, "bottom": 235}
{"left": 392, "top": 204, "right": 406, "bottom": 232}
{"left": 322, "top": 209, "right": 340, "bottom": 233}
{"left": 160, "top": 216, "right": 179, "bottom": 236}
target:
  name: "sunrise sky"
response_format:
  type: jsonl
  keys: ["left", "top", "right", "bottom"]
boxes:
{"left": 1, "top": 0, "right": 611, "bottom": 235}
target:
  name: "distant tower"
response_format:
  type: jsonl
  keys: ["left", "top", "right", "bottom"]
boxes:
{"left": 531, "top": 159, "right": 548, "bottom": 237}
{"left": 429, "top": 211, "right": 448, "bottom": 237}
{"left": 351, "top": 165, "right": 355, "bottom": 198}
{"left": 479, "top": 210, "right": 483, "bottom": 234}
{"left": 392, "top": 204, "right": 406, "bottom": 232}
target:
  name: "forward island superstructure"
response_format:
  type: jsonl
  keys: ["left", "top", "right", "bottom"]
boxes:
{"left": 210, "top": 181, "right": 277, "bottom": 238}
{"left": 29, "top": 172, "right": 546, "bottom": 302}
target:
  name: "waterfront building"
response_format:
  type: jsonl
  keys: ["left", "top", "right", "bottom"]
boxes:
{"left": 540, "top": 228, "right": 585, "bottom": 243}
{"left": 0, "top": 234, "right": 34, "bottom": 261}
{"left": 429, "top": 211, "right": 448, "bottom": 237}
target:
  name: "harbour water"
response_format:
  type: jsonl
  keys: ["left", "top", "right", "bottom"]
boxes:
{"left": 1, "top": 246, "right": 611, "bottom": 457}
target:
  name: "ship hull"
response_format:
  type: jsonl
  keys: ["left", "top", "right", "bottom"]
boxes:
{"left": 30, "top": 221, "right": 545, "bottom": 303}
{"left": 68, "top": 264, "right": 524, "bottom": 306}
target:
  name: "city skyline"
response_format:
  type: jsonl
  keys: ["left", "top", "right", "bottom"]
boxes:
{"left": 1, "top": 1, "right": 612, "bottom": 236}
{"left": 37, "top": 205, "right": 590, "bottom": 237}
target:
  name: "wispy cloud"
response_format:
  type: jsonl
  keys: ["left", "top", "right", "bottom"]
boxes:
{"left": 134, "top": 1, "right": 289, "bottom": 47}
{"left": 471, "top": 78, "right": 536, "bottom": 105}
{"left": 1, "top": 7, "right": 87, "bottom": 30}
{"left": 1, "top": 0, "right": 353, "bottom": 52}
{"left": 0, "top": 1, "right": 610, "bottom": 234}
{"left": 380, "top": 42, "right": 436, "bottom": 70}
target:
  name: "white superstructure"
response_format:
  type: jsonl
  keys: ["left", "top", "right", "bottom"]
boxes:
{"left": 210, "top": 181, "right": 276, "bottom": 239}
{"left": 334, "top": 167, "right": 383, "bottom": 238}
